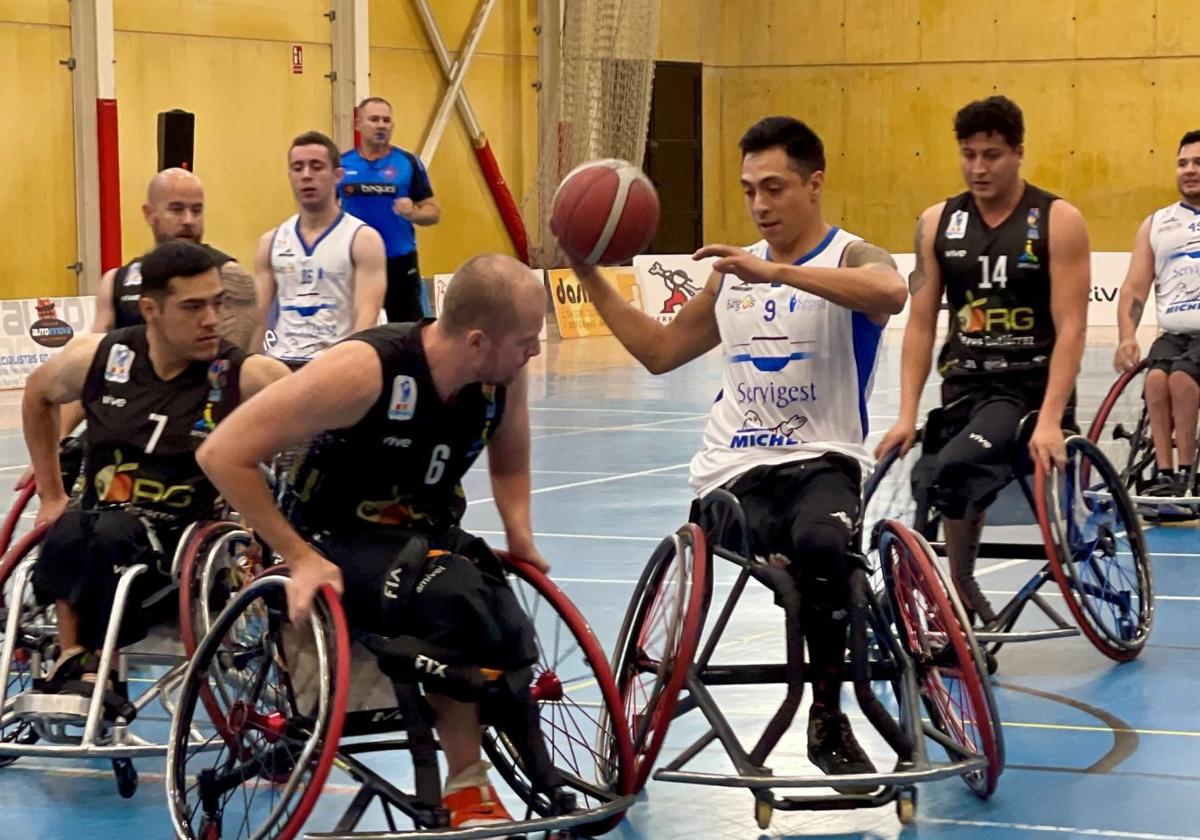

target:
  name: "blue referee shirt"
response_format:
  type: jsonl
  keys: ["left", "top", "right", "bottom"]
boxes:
{"left": 339, "top": 146, "right": 434, "bottom": 258}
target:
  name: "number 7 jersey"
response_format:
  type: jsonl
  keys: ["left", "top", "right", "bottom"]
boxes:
{"left": 934, "top": 182, "right": 1058, "bottom": 379}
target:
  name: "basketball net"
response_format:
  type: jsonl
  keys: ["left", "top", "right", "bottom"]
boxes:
{"left": 527, "top": 0, "right": 660, "bottom": 268}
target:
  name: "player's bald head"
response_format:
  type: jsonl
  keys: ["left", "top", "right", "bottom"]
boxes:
{"left": 147, "top": 168, "right": 205, "bottom": 204}
{"left": 439, "top": 254, "right": 544, "bottom": 337}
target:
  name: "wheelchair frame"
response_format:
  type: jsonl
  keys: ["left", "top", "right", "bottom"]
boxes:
{"left": 609, "top": 494, "right": 1003, "bottom": 829}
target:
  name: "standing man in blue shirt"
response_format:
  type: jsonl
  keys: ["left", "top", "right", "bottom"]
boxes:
{"left": 340, "top": 97, "right": 442, "bottom": 322}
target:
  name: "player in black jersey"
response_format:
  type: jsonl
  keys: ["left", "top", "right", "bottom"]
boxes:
{"left": 20, "top": 169, "right": 261, "bottom": 490}
{"left": 198, "top": 253, "right": 547, "bottom": 830}
{"left": 21, "top": 240, "right": 288, "bottom": 701}
{"left": 877, "top": 96, "right": 1090, "bottom": 624}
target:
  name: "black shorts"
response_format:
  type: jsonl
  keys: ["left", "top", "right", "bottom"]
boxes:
{"left": 721, "top": 454, "right": 862, "bottom": 570}
{"left": 32, "top": 509, "right": 177, "bottom": 649}
{"left": 912, "top": 373, "right": 1076, "bottom": 520}
{"left": 384, "top": 252, "right": 426, "bottom": 323}
{"left": 1147, "top": 332, "right": 1200, "bottom": 383}
{"left": 314, "top": 526, "right": 536, "bottom": 671}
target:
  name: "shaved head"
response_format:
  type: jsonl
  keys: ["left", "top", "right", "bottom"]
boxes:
{"left": 143, "top": 168, "right": 205, "bottom": 244}
{"left": 439, "top": 254, "right": 544, "bottom": 337}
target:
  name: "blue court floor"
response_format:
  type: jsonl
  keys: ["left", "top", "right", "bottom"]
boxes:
{"left": 0, "top": 327, "right": 1197, "bottom": 840}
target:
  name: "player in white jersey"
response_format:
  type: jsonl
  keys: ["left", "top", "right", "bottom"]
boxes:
{"left": 253, "top": 131, "right": 387, "bottom": 366}
{"left": 1115, "top": 130, "right": 1200, "bottom": 497}
{"left": 568, "top": 117, "right": 906, "bottom": 787}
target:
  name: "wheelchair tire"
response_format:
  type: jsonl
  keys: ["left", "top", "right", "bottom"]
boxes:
{"left": 483, "top": 553, "right": 635, "bottom": 835}
{"left": 880, "top": 520, "right": 1004, "bottom": 798}
{"left": 609, "top": 523, "right": 709, "bottom": 791}
{"left": 166, "top": 574, "right": 350, "bottom": 840}
{"left": 178, "top": 522, "right": 259, "bottom": 657}
{"left": 1087, "top": 359, "right": 1154, "bottom": 495}
{"left": 1035, "top": 436, "right": 1155, "bottom": 662}
{"left": 0, "top": 482, "right": 36, "bottom": 561}
{"left": 0, "top": 524, "right": 51, "bottom": 767}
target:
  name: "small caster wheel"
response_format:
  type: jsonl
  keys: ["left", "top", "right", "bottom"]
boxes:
{"left": 113, "top": 758, "right": 138, "bottom": 799}
{"left": 896, "top": 788, "right": 917, "bottom": 825}
{"left": 985, "top": 651, "right": 999, "bottom": 676}
{"left": 755, "top": 798, "right": 773, "bottom": 830}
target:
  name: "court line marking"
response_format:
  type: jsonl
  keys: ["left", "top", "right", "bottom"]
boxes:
{"left": 532, "top": 415, "right": 706, "bottom": 441}
{"left": 529, "top": 406, "right": 702, "bottom": 416}
{"left": 475, "top": 530, "right": 662, "bottom": 543}
{"left": 922, "top": 817, "right": 1200, "bottom": 840}
{"left": 467, "top": 462, "right": 692, "bottom": 506}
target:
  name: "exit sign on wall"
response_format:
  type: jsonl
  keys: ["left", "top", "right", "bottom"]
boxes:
{"left": 292, "top": 45, "right": 304, "bottom": 74}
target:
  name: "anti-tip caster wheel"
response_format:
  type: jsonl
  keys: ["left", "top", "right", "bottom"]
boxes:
{"left": 113, "top": 758, "right": 138, "bottom": 799}
{"left": 755, "top": 798, "right": 773, "bottom": 830}
{"left": 896, "top": 788, "right": 917, "bottom": 825}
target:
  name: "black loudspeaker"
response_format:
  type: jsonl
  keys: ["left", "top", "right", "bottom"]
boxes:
{"left": 157, "top": 109, "right": 195, "bottom": 171}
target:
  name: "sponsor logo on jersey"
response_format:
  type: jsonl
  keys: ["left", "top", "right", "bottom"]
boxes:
{"left": 94, "top": 449, "right": 195, "bottom": 508}
{"left": 726, "top": 295, "right": 755, "bottom": 311}
{"left": 345, "top": 182, "right": 398, "bottom": 196}
{"left": 101, "top": 394, "right": 126, "bottom": 408}
{"left": 105, "top": 343, "right": 135, "bottom": 383}
{"left": 945, "top": 210, "right": 969, "bottom": 239}
{"left": 1018, "top": 239, "right": 1040, "bottom": 267}
{"left": 728, "top": 410, "right": 808, "bottom": 449}
{"left": 382, "top": 436, "right": 413, "bottom": 448}
{"left": 388, "top": 375, "right": 418, "bottom": 421}
{"left": 1025, "top": 206, "right": 1041, "bottom": 241}
{"left": 123, "top": 263, "right": 143, "bottom": 287}
{"left": 728, "top": 337, "right": 816, "bottom": 373}
{"left": 956, "top": 293, "right": 1036, "bottom": 332}
{"left": 944, "top": 249, "right": 967, "bottom": 258}
{"left": 734, "top": 380, "right": 818, "bottom": 409}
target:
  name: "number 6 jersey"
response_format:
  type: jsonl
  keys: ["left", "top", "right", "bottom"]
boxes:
{"left": 81, "top": 326, "right": 247, "bottom": 527}
{"left": 934, "top": 183, "right": 1058, "bottom": 379}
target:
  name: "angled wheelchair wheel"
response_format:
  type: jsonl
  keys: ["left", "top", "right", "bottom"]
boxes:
{"left": 484, "top": 554, "right": 635, "bottom": 835}
{"left": 0, "top": 525, "right": 51, "bottom": 766}
{"left": 1036, "top": 436, "right": 1154, "bottom": 662}
{"left": 863, "top": 441, "right": 923, "bottom": 597}
{"left": 0, "top": 481, "right": 37, "bottom": 560}
{"left": 178, "top": 522, "right": 261, "bottom": 657}
{"left": 880, "top": 520, "right": 1004, "bottom": 799}
{"left": 609, "top": 523, "right": 708, "bottom": 791}
{"left": 1087, "top": 360, "right": 1153, "bottom": 495}
{"left": 166, "top": 574, "right": 350, "bottom": 840}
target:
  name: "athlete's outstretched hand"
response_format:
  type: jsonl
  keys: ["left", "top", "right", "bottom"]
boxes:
{"left": 286, "top": 545, "right": 345, "bottom": 625}
{"left": 875, "top": 421, "right": 918, "bottom": 460}
{"left": 692, "top": 244, "right": 779, "bottom": 285}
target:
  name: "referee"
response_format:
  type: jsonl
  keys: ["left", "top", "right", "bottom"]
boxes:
{"left": 340, "top": 96, "right": 441, "bottom": 322}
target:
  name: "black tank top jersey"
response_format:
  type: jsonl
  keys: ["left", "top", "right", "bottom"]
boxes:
{"left": 112, "top": 244, "right": 234, "bottom": 328}
{"left": 933, "top": 183, "right": 1058, "bottom": 378}
{"left": 285, "top": 322, "right": 507, "bottom": 535}
{"left": 80, "top": 326, "right": 246, "bottom": 527}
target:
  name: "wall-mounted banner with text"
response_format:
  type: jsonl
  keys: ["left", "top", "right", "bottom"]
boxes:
{"left": 0, "top": 295, "right": 95, "bottom": 390}
{"left": 632, "top": 255, "right": 717, "bottom": 325}
{"left": 547, "top": 268, "right": 640, "bottom": 339}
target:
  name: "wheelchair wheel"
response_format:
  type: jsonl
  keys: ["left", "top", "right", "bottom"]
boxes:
{"left": 1035, "top": 436, "right": 1154, "bottom": 662}
{"left": 863, "top": 441, "right": 922, "bottom": 596}
{"left": 609, "top": 523, "right": 709, "bottom": 791}
{"left": 178, "top": 522, "right": 260, "bottom": 657}
{"left": 483, "top": 554, "right": 635, "bottom": 835}
{"left": 0, "top": 526, "right": 51, "bottom": 766}
{"left": 1087, "top": 360, "right": 1153, "bottom": 494}
{"left": 880, "top": 520, "right": 1003, "bottom": 798}
{"left": 166, "top": 574, "right": 350, "bottom": 840}
{"left": 0, "top": 481, "right": 36, "bottom": 560}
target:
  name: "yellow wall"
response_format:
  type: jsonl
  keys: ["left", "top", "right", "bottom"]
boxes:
{"left": 704, "top": 0, "right": 1200, "bottom": 252}
{"left": 0, "top": 2, "right": 75, "bottom": 297}
{"left": 113, "top": 0, "right": 333, "bottom": 272}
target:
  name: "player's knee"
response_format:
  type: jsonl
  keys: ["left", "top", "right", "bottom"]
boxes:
{"left": 31, "top": 510, "right": 92, "bottom": 603}
{"left": 1168, "top": 367, "right": 1200, "bottom": 394}
{"left": 1145, "top": 369, "right": 1171, "bottom": 402}
{"left": 788, "top": 520, "right": 853, "bottom": 611}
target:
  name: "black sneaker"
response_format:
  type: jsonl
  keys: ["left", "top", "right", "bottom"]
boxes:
{"left": 807, "top": 707, "right": 877, "bottom": 795}
{"left": 1145, "top": 472, "right": 1185, "bottom": 498}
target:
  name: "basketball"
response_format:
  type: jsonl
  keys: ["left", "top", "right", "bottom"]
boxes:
{"left": 550, "top": 158, "right": 660, "bottom": 265}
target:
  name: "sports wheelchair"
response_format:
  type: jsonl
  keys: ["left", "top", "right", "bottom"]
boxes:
{"left": 604, "top": 493, "right": 1003, "bottom": 829}
{"left": 1089, "top": 357, "right": 1200, "bottom": 520}
{"left": 0, "top": 491, "right": 244, "bottom": 799}
{"left": 864, "top": 407, "right": 1154, "bottom": 665}
{"left": 165, "top": 526, "right": 636, "bottom": 840}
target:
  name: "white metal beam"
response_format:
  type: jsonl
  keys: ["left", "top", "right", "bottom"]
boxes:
{"left": 330, "top": 0, "right": 370, "bottom": 151}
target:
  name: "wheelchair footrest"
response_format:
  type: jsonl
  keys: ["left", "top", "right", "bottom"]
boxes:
{"left": 12, "top": 691, "right": 91, "bottom": 724}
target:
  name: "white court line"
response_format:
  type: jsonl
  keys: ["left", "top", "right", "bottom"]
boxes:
{"left": 922, "top": 817, "right": 1200, "bottom": 840}
{"left": 467, "top": 462, "right": 692, "bottom": 506}
{"left": 975, "top": 557, "right": 1031, "bottom": 577}
{"left": 532, "top": 414, "right": 705, "bottom": 441}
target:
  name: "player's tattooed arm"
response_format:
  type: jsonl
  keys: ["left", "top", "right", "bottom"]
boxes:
{"left": 843, "top": 240, "right": 899, "bottom": 271}
{"left": 910, "top": 217, "right": 927, "bottom": 295}
{"left": 1128, "top": 296, "right": 1145, "bottom": 326}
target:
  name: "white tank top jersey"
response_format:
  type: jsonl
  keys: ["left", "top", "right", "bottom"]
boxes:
{"left": 267, "top": 211, "right": 365, "bottom": 363}
{"left": 689, "top": 228, "right": 885, "bottom": 497}
{"left": 1149, "top": 201, "right": 1200, "bottom": 335}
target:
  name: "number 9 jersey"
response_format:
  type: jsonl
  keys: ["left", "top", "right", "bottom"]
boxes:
{"left": 934, "top": 183, "right": 1058, "bottom": 379}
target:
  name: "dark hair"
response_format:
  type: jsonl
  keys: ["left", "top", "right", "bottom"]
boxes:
{"left": 289, "top": 130, "right": 340, "bottom": 166}
{"left": 1179, "top": 130, "right": 1200, "bottom": 152}
{"left": 357, "top": 96, "right": 392, "bottom": 112}
{"left": 954, "top": 95, "right": 1024, "bottom": 148}
{"left": 739, "top": 116, "right": 826, "bottom": 177}
{"left": 139, "top": 240, "right": 217, "bottom": 299}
